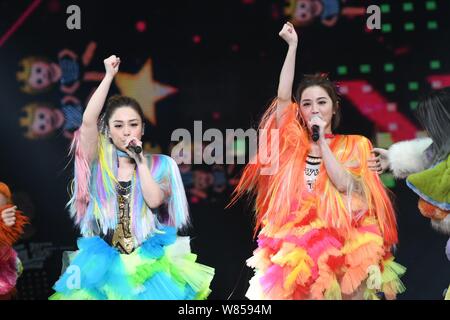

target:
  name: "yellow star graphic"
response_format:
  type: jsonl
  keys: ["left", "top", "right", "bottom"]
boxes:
{"left": 115, "top": 58, "right": 177, "bottom": 125}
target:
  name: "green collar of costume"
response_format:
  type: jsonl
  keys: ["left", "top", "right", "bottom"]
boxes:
{"left": 406, "top": 154, "right": 450, "bottom": 211}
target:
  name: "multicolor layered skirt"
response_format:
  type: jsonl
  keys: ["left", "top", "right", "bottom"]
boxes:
{"left": 246, "top": 209, "right": 406, "bottom": 300}
{"left": 50, "top": 226, "right": 214, "bottom": 300}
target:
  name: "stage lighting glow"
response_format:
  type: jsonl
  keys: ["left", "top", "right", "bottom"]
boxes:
{"left": 384, "top": 63, "right": 394, "bottom": 72}
{"left": 136, "top": 20, "right": 147, "bottom": 33}
{"left": 403, "top": 3, "right": 414, "bottom": 12}
{"left": 426, "top": 1, "right": 437, "bottom": 11}
{"left": 381, "top": 4, "right": 390, "bottom": 13}
{"left": 233, "top": 138, "right": 246, "bottom": 158}
{"left": 427, "top": 21, "right": 438, "bottom": 30}
{"left": 404, "top": 22, "right": 415, "bottom": 31}
{"left": 382, "top": 24, "right": 392, "bottom": 33}
{"left": 193, "top": 35, "right": 201, "bottom": 44}
{"left": 386, "top": 83, "right": 396, "bottom": 92}
{"left": 360, "top": 64, "right": 371, "bottom": 74}
{"left": 381, "top": 175, "right": 395, "bottom": 188}
{"left": 430, "top": 60, "right": 441, "bottom": 70}
{"left": 337, "top": 66, "right": 348, "bottom": 76}
{"left": 408, "top": 82, "right": 419, "bottom": 91}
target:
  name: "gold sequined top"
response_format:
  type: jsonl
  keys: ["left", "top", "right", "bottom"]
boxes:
{"left": 111, "top": 181, "right": 135, "bottom": 254}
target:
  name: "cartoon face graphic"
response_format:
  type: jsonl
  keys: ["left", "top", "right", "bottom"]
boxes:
{"left": 27, "top": 61, "right": 61, "bottom": 91}
{"left": 291, "top": 0, "right": 323, "bottom": 26}
{"left": 29, "top": 106, "right": 65, "bottom": 137}
{"left": 295, "top": 0, "right": 314, "bottom": 23}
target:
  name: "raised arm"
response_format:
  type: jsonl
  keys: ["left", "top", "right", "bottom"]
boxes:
{"left": 79, "top": 55, "right": 121, "bottom": 162}
{"left": 276, "top": 22, "right": 298, "bottom": 127}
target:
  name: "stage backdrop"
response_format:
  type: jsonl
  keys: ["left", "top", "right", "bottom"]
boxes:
{"left": 0, "top": 0, "right": 448, "bottom": 299}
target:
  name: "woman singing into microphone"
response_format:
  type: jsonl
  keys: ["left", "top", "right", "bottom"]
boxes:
{"left": 230, "top": 22, "right": 405, "bottom": 300}
{"left": 50, "top": 55, "right": 214, "bottom": 300}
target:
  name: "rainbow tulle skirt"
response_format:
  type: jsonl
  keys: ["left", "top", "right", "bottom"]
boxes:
{"left": 50, "top": 226, "right": 214, "bottom": 300}
{"left": 245, "top": 214, "right": 406, "bottom": 300}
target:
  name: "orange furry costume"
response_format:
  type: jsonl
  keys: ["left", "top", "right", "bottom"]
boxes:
{"left": 0, "top": 182, "right": 28, "bottom": 299}
{"left": 231, "top": 102, "right": 405, "bottom": 299}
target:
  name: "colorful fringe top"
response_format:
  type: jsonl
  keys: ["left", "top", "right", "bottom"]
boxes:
{"left": 67, "top": 130, "right": 189, "bottom": 245}
{"left": 231, "top": 101, "right": 398, "bottom": 246}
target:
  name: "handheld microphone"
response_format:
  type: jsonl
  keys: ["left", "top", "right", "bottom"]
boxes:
{"left": 311, "top": 125, "right": 320, "bottom": 142}
{"left": 127, "top": 140, "right": 142, "bottom": 154}
{"left": 310, "top": 114, "right": 321, "bottom": 142}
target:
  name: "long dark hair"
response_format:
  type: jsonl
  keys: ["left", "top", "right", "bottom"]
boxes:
{"left": 294, "top": 73, "right": 341, "bottom": 130}
{"left": 416, "top": 86, "right": 450, "bottom": 164}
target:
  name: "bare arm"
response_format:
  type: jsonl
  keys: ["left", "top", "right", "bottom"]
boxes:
{"left": 276, "top": 22, "right": 298, "bottom": 127}
{"left": 79, "top": 55, "right": 121, "bottom": 162}
{"left": 310, "top": 116, "right": 353, "bottom": 193}
{"left": 137, "top": 161, "right": 165, "bottom": 208}
{"left": 124, "top": 137, "right": 165, "bottom": 209}
{"left": 319, "top": 139, "right": 353, "bottom": 193}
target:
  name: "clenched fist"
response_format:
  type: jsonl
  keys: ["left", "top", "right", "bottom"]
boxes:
{"left": 279, "top": 22, "right": 298, "bottom": 46}
{"left": 104, "top": 55, "right": 121, "bottom": 78}
{"left": 1, "top": 205, "right": 17, "bottom": 227}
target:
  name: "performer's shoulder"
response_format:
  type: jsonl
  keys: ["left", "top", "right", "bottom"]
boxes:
{"left": 338, "top": 134, "right": 370, "bottom": 142}
{"left": 338, "top": 134, "right": 374, "bottom": 148}
{"left": 146, "top": 153, "right": 177, "bottom": 165}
